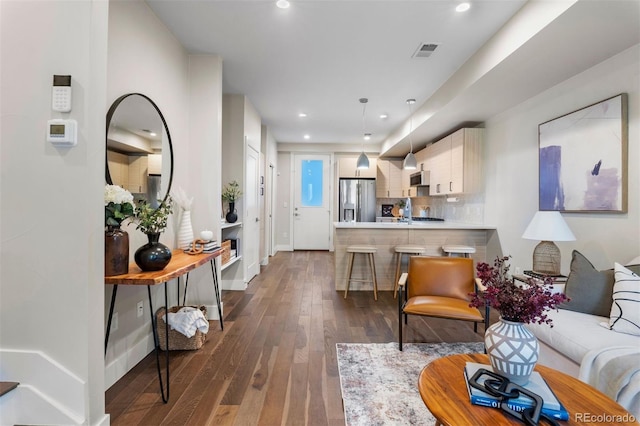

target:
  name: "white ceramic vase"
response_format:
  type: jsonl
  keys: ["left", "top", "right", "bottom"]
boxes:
{"left": 484, "top": 318, "right": 539, "bottom": 384}
{"left": 177, "top": 210, "right": 194, "bottom": 250}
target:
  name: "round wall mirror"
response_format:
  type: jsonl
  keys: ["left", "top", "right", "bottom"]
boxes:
{"left": 105, "top": 93, "right": 174, "bottom": 209}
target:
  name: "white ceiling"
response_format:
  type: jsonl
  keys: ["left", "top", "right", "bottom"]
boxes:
{"left": 145, "top": 0, "right": 640, "bottom": 158}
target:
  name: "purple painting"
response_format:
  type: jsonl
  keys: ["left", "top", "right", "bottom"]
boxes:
{"left": 538, "top": 94, "right": 627, "bottom": 213}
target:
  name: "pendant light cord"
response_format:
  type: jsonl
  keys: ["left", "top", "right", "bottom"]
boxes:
{"left": 407, "top": 99, "right": 414, "bottom": 154}
{"left": 360, "top": 98, "right": 368, "bottom": 152}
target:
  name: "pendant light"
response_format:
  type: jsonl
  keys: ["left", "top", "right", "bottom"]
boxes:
{"left": 403, "top": 98, "right": 417, "bottom": 170}
{"left": 357, "top": 98, "right": 370, "bottom": 169}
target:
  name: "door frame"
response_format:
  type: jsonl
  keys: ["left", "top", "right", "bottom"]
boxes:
{"left": 289, "top": 152, "right": 335, "bottom": 251}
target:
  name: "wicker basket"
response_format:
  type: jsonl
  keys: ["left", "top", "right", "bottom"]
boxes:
{"left": 156, "top": 305, "right": 207, "bottom": 351}
{"left": 221, "top": 240, "right": 231, "bottom": 265}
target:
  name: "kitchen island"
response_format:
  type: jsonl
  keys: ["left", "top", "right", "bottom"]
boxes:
{"left": 334, "top": 221, "right": 498, "bottom": 293}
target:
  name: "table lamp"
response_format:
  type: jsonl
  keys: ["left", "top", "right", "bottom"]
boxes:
{"left": 522, "top": 211, "right": 575, "bottom": 276}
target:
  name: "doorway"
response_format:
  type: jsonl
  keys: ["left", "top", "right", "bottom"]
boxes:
{"left": 293, "top": 154, "right": 331, "bottom": 250}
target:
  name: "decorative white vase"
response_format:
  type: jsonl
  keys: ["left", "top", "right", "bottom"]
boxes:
{"left": 484, "top": 318, "right": 539, "bottom": 385}
{"left": 177, "top": 210, "right": 194, "bottom": 250}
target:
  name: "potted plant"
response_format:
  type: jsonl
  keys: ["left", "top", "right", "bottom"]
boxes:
{"left": 132, "top": 196, "right": 174, "bottom": 271}
{"left": 222, "top": 180, "right": 242, "bottom": 223}
{"left": 104, "top": 184, "right": 135, "bottom": 276}
{"left": 470, "top": 256, "right": 568, "bottom": 384}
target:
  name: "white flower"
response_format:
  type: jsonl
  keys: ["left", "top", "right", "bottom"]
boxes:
{"left": 105, "top": 184, "right": 134, "bottom": 207}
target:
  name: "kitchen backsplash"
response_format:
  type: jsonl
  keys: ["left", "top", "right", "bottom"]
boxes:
{"left": 376, "top": 193, "right": 485, "bottom": 224}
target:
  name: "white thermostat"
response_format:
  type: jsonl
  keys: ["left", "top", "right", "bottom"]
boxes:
{"left": 47, "top": 119, "right": 77, "bottom": 146}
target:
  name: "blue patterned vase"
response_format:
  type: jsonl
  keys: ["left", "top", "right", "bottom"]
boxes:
{"left": 484, "top": 318, "right": 539, "bottom": 385}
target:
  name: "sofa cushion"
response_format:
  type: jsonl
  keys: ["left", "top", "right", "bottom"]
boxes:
{"left": 527, "top": 309, "right": 640, "bottom": 364}
{"left": 604, "top": 263, "right": 640, "bottom": 336}
{"left": 561, "top": 250, "right": 614, "bottom": 317}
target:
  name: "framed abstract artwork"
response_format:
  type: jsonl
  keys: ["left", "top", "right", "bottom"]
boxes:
{"left": 538, "top": 93, "right": 628, "bottom": 213}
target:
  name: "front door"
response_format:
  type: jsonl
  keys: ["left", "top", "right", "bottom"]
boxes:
{"left": 293, "top": 154, "right": 331, "bottom": 250}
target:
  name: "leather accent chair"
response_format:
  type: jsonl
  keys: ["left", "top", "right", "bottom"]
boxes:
{"left": 397, "top": 256, "right": 488, "bottom": 351}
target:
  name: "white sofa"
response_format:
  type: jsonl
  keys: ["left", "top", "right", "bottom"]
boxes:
{"left": 526, "top": 263, "right": 640, "bottom": 419}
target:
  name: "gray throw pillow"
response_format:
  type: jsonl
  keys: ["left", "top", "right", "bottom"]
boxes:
{"left": 561, "top": 250, "right": 614, "bottom": 317}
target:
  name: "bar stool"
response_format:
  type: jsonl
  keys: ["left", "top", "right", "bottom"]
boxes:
{"left": 344, "top": 245, "right": 378, "bottom": 301}
{"left": 442, "top": 245, "right": 476, "bottom": 258}
{"left": 393, "top": 245, "right": 426, "bottom": 299}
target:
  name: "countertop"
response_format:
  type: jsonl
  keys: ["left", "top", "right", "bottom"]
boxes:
{"left": 333, "top": 221, "right": 496, "bottom": 230}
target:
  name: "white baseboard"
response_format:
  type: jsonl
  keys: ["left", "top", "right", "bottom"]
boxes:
{"left": 203, "top": 302, "right": 223, "bottom": 321}
{"left": 222, "top": 278, "right": 247, "bottom": 291}
{"left": 0, "top": 349, "right": 86, "bottom": 424}
{"left": 104, "top": 333, "right": 154, "bottom": 389}
{"left": 275, "top": 244, "right": 293, "bottom": 252}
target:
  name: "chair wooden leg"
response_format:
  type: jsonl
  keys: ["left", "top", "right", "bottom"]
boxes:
{"left": 344, "top": 252, "right": 354, "bottom": 299}
{"left": 398, "top": 296, "right": 403, "bottom": 351}
{"left": 393, "top": 252, "right": 402, "bottom": 299}
{"left": 369, "top": 253, "right": 378, "bottom": 301}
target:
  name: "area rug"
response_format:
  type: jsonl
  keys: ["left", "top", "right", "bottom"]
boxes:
{"left": 336, "top": 342, "right": 484, "bottom": 426}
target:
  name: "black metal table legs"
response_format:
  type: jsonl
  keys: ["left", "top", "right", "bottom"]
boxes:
{"left": 148, "top": 283, "right": 170, "bottom": 403}
{"left": 105, "top": 285, "right": 118, "bottom": 356}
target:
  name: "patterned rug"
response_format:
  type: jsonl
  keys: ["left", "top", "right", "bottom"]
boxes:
{"left": 336, "top": 342, "right": 484, "bottom": 426}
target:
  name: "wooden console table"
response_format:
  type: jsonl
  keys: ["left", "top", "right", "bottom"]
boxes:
{"left": 104, "top": 249, "right": 223, "bottom": 403}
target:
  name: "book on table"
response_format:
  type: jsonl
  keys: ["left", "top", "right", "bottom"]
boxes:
{"left": 523, "top": 270, "right": 567, "bottom": 281}
{"left": 463, "top": 362, "right": 569, "bottom": 421}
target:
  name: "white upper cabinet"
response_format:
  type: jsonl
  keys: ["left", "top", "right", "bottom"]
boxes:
{"left": 338, "top": 156, "right": 377, "bottom": 178}
{"left": 376, "top": 159, "right": 403, "bottom": 198}
{"left": 426, "top": 128, "right": 484, "bottom": 196}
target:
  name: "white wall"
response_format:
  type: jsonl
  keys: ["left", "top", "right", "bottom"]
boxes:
{"left": 105, "top": 1, "right": 223, "bottom": 387}
{"left": 484, "top": 44, "right": 640, "bottom": 273}
{"left": 276, "top": 152, "right": 293, "bottom": 250}
{"left": 0, "top": 1, "right": 108, "bottom": 423}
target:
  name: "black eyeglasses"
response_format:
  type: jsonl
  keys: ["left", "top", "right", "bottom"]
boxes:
{"left": 468, "top": 369, "right": 560, "bottom": 426}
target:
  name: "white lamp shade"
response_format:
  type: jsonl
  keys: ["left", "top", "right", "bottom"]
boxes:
{"left": 403, "top": 152, "right": 417, "bottom": 170}
{"left": 356, "top": 152, "right": 370, "bottom": 169}
{"left": 522, "top": 211, "right": 575, "bottom": 242}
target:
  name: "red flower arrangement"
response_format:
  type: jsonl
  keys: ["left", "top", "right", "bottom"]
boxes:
{"left": 469, "top": 256, "right": 569, "bottom": 326}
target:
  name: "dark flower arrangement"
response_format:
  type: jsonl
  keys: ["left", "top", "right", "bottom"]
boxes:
{"left": 469, "top": 256, "right": 569, "bottom": 326}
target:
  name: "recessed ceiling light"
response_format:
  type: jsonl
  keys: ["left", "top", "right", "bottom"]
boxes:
{"left": 303, "top": 134, "right": 310, "bottom": 140}
{"left": 276, "top": 0, "right": 290, "bottom": 9}
{"left": 456, "top": 2, "right": 471, "bottom": 12}
{"left": 298, "top": 112, "right": 307, "bottom": 118}
{"left": 379, "top": 114, "right": 388, "bottom": 119}
{"left": 149, "top": 132, "right": 157, "bottom": 137}
{"left": 364, "top": 133, "right": 371, "bottom": 140}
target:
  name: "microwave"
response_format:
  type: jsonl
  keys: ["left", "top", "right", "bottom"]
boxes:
{"left": 410, "top": 170, "right": 430, "bottom": 187}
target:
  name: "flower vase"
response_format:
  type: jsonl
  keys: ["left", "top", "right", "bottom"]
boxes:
{"left": 177, "top": 210, "right": 194, "bottom": 250}
{"left": 484, "top": 318, "right": 539, "bottom": 384}
{"left": 226, "top": 201, "right": 238, "bottom": 223}
{"left": 105, "top": 225, "right": 129, "bottom": 276}
{"left": 134, "top": 232, "right": 172, "bottom": 271}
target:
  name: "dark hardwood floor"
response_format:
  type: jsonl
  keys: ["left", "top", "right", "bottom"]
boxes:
{"left": 105, "top": 251, "right": 489, "bottom": 425}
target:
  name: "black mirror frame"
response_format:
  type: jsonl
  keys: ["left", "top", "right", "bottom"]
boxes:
{"left": 105, "top": 93, "right": 174, "bottom": 208}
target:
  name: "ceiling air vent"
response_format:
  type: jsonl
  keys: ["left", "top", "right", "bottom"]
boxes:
{"left": 412, "top": 43, "right": 439, "bottom": 58}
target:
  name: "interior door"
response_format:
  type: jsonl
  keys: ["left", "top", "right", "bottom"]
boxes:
{"left": 293, "top": 154, "right": 331, "bottom": 250}
{"left": 245, "top": 145, "right": 260, "bottom": 280}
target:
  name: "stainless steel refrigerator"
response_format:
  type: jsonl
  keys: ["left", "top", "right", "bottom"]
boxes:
{"left": 339, "top": 178, "right": 376, "bottom": 222}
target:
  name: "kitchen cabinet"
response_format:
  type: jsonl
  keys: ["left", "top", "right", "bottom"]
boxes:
{"left": 401, "top": 166, "right": 414, "bottom": 198}
{"left": 376, "top": 159, "right": 403, "bottom": 198}
{"left": 428, "top": 128, "right": 483, "bottom": 196}
{"left": 338, "top": 156, "right": 377, "bottom": 178}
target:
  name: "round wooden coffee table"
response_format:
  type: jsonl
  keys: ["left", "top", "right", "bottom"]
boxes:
{"left": 418, "top": 353, "right": 638, "bottom": 425}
